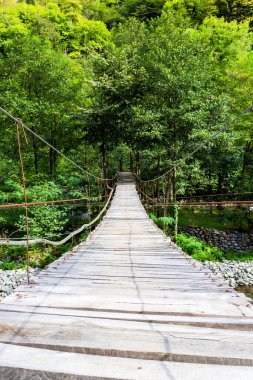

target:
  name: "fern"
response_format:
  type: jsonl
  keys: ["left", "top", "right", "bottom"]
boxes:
{"left": 149, "top": 213, "right": 158, "bottom": 224}
{"left": 157, "top": 216, "right": 174, "bottom": 228}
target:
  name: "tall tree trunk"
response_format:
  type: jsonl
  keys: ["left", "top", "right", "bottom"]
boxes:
{"left": 168, "top": 172, "right": 173, "bottom": 202}
{"left": 240, "top": 141, "right": 251, "bottom": 189}
{"left": 101, "top": 142, "right": 107, "bottom": 196}
{"left": 52, "top": 137, "right": 57, "bottom": 177}
{"left": 119, "top": 157, "right": 123, "bottom": 172}
{"left": 217, "top": 172, "right": 224, "bottom": 194}
{"left": 207, "top": 169, "right": 212, "bottom": 194}
{"left": 49, "top": 146, "right": 53, "bottom": 176}
{"left": 49, "top": 129, "right": 57, "bottom": 177}
{"left": 136, "top": 151, "right": 140, "bottom": 176}
{"left": 172, "top": 168, "right": 177, "bottom": 202}
{"left": 155, "top": 156, "right": 160, "bottom": 197}
{"left": 101, "top": 142, "right": 107, "bottom": 179}
{"left": 172, "top": 121, "right": 177, "bottom": 202}
{"left": 129, "top": 151, "right": 133, "bottom": 172}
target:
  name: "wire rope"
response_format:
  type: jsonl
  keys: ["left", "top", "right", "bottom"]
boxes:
{"left": 135, "top": 103, "right": 253, "bottom": 183}
{"left": 0, "top": 106, "right": 117, "bottom": 182}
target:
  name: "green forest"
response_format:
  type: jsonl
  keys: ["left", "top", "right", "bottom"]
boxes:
{"left": 0, "top": 0, "right": 253, "bottom": 267}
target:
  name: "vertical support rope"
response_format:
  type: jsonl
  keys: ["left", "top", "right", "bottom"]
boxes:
{"left": 97, "top": 178, "right": 101, "bottom": 212}
{"left": 156, "top": 179, "right": 158, "bottom": 218}
{"left": 16, "top": 124, "right": 30, "bottom": 284}
{"left": 152, "top": 182, "right": 155, "bottom": 216}
{"left": 173, "top": 171, "right": 178, "bottom": 237}
{"left": 86, "top": 175, "right": 92, "bottom": 238}
{"left": 174, "top": 203, "right": 178, "bottom": 237}
{"left": 143, "top": 183, "right": 146, "bottom": 210}
{"left": 163, "top": 177, "right": 166, "bottom": 234}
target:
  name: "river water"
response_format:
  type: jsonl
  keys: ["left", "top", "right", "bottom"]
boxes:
{"left": 237, "top": 286, "right": 253, "bottom": 302}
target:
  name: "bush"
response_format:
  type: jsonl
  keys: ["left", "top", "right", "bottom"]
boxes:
{"left": 149, "top": 213, "right": 158, "bottom": 224}
{"left": 175, "top": 233, "right": 224, "bottom": 262}
{"left": 157, "top": 216, "right": 174, "bottom": 229}
{"left": 0, "top": 244, "right": 71, "bottom": 270}
{"left": 17, "top": 182, "right": 68, "bottom": 239}
{"left": 148, "top": 213, "right": 175, "bottom": 235}
{"left": 0, "top": 261, "right": 25, "bottom": 270}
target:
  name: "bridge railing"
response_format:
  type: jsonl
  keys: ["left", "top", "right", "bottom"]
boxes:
{"left": 0, "top": 106, "right": 118, "bottom": 282}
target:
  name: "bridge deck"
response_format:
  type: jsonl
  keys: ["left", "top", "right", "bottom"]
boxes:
{"left": 0, "top": 172, "right": 253, "bottom": 379}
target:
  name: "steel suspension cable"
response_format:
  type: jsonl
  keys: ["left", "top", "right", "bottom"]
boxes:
{"left": 0, "top": 105, "right": 116, "bottom": 182}
{"left": 0, "top": 185, "right": 116, "bottom": 246}
{"left": 16, "top": 124, "right": 30, "bottom": 283}
{"left": 136, "top": 103, "right": 253, "bottom": 184}
{"left": 0, "top": 195, "right": 109, "bottom": 210}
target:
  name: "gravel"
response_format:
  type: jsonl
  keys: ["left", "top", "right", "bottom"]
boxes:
{"left": 1, "top": 260, "right": 252, "bottom": 300}
{"left": 0, "top": 268, "right": 40, "bottom": 301}
{"left": 203, "top": 260, "right": 253, "bottom": 288}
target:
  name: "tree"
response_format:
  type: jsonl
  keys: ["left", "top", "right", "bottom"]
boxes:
{"left": 0, "top": 35, "right": 89, "bottom": 175}
{"left": 119, "top": 0, "right": 167, "bottom": 20}
{"left": 216, "top": 0, "right": 253, "bottom": 22}
{"left": 164, "top": 0, "right": 217, "bottom": 23}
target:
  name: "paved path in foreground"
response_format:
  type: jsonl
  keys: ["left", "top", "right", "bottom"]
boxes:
{"left": 0, "top": 172, "right": 253, "bottom": 379}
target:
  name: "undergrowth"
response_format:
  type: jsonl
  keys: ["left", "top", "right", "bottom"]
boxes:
{"left": 0, "top": 230, "right": 90, "bottom": 270}
{"left": 148, "top": 211, "right": 253, "bottom": 262}
{"left": 0, "top": 244, "right": 71, "bottom": 270}
{"left": 175, "top": 233, "right": 253, "bottom": 262}
{"left": 175, "top": 234, "right": 223, "bottom": 261}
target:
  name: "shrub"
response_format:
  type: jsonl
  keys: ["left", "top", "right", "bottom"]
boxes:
{"left": 17, "top": 182, "right": 68, "bottom": 239}
{"left": 176, "top": 233, "right": 224, "bottom": 262}
{"left": 149, "top": 213, "right": 158, "bottom": 224}
{"left": 157, "top": 216, "right": 175, "bottom": 229}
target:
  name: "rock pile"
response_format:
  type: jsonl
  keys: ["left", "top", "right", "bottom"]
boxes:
{"left": 204, "top": 260, "right": 253, "bottom": 288}
{"left": 0, "top": 268, "right": 40, "bottom": 301}
{"left": 179, "top": 225, "right": 253, "bottom": 252}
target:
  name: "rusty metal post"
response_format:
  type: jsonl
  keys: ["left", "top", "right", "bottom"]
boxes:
{"left": 16, "top": 124, "right": 30, "bottom": 284}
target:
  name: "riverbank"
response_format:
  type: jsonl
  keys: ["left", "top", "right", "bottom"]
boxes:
{"left": 203, "top": 260, "right": 253, "bottom": 288}
{"left": 0, "top": 268, "right": 40, "bottom": 301}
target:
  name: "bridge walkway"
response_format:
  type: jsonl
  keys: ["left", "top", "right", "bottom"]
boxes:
{"left": 0, "top": 172, "right": 253, "bottom": 379}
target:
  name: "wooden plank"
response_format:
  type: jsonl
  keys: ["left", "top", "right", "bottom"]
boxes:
{"left": 0, "top": 172, "right": 253, "bottom": 378}
{"left": 1, "top": 311, "right": 253, "bottom": 365}
{"left": 0, "top": 343, "right": 253, "bottom": 380}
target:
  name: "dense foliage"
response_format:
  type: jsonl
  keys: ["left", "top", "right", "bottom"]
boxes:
{"left": 176, "top": 233, "right": 253, "bottom": 261}
{"left": 0, "top": 0, "right": 253, "bottom": 249}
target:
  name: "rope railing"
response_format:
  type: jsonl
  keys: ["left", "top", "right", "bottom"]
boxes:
{"left": 176, "top": 192, "right": 253, "bottom": 200}
{"left": 0, "top": 184, "right": 116, "bottom": 246}
{"left": 0, "top": 106, "right": 117, "bottom": 182}
{"left": 156, "top": 200, "right": 253, "bottom": 207}
{"left": 0, "top": 105, "right": 119, "bottom": 283}
{"left": 135, "top": 176, "right": 253, "bottom": 237}
{"left": 134, "top": 103, "right": 253, "bottom": 185}
{"left": 134, "top": 103, "right": 253, "bottom": 237}
{"left": 0, "top": 194, "right": 109, "bottom": 210}
{"left": 136, "top": 175, "right": 253, "bottom": 237}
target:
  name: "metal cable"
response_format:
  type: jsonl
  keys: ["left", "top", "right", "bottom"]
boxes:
{"left": 176, "top": 191, "right": 253, "bottom": 200}
{"left": 0, "top": 185, "right": 116, "bottom": 246}
{"left": 0, "top": 195, "right": 109, "bottom": 210}
{"left": 135, "top": 103, "right": 253, "bottom": 183}
{"left": 0, "top": 105, "right": 117, "bottom": 181}
{"left": 16, "top": 124, "right": 30, "bottom": 283}
{"left": 156, "top": 200, "right": 253, "bottom": 207}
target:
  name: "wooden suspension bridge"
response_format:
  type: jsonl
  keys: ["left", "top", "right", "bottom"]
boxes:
{"left": 0, "top": 172, "right": 253, "bottom": 379}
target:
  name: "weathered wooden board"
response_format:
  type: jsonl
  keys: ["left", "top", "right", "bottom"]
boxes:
{"left": 1, "top": 343, "right": 253, "bottom": 380}
{"left": 0, "top": 172, "right": 253, "bottom": 379}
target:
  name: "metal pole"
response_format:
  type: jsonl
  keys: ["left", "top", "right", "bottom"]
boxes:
{"left": 16, "top": 124, "right": 30, "bottom": 284}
